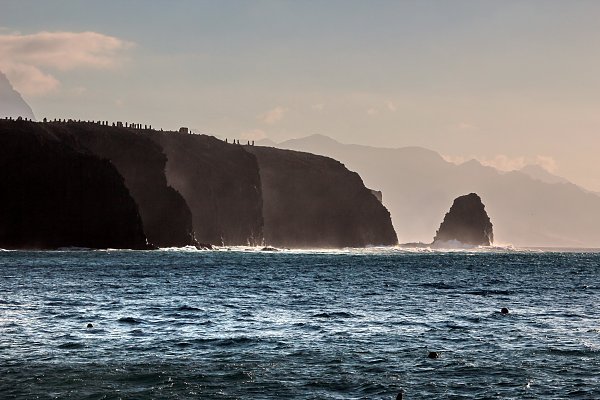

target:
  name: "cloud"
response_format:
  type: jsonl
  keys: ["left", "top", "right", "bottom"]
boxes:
{"left": 258, "top": 106, "right": 287, "bottom": 125}
{"left": 441, "top": 154, "right": 467, "bottom": 165}
{"left": 0, "top": 31, "right": 133, "bottom": 96}
{"left": 1, "top": 63, "right": 59, "bottom": 96}
{"left": 0, "top": 31, "right": 133, "bottom": 70}
{"left": 456, "top": 122, "right": 478, "bottom": 131}
{"left": 367, "top": 102, "right": 397, "bottom": 116}
{"left": 443, "top": 153, "right": 558, "bottom": 173}
{"left": 70, "top": 86, "right": 87, "bottom": 96}
{"left": 534, "top": 155, "right": 558, "bottom": 173}
{"left": 367, "top": 107, "right": 379, "bottom": 116}
{"left": 240, "top": 129, "right": 267, "bottom": 141}
{"left": 312, "top": 103, "right": 325, "bottom": 112}
{"left": 479, "top": 155, "right": 527, "bottom": 171}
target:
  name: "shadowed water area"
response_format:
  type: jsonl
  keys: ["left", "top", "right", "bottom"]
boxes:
{"left": 1, "top": 249, "right": 600, "bottom": 399}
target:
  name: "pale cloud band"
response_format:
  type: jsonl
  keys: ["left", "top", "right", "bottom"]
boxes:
{"left": 443, "top": 154, "right": 558, "bottom": 173}
{"left": 366, "top": 101, "right": 397, "bottom": 116}
{"left": 258, "top": 106, "right": 287, "bottom": 125}
{"left": 0, "top": 31, "right": 133, "bottom": 96}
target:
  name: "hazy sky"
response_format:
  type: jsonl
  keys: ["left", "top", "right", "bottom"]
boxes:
{"left": 2, "top": 1, "right": 600, "bottom": 191}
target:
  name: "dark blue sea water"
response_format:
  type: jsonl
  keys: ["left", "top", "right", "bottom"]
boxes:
{"left": 1, "top": 248, "right": 600, "bottom": 399}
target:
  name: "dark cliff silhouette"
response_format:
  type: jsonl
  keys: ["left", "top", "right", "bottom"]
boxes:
{"left": 0, "top": 71, "right": 36, "bottom": 121}
{"left": 151, "top": 133, "right": 263, "bottom": 246}
{"left": 1, "top": 121, "right": 399, "bottom": 249}
{"left": 248, "top": 146, "right": 398, "bottom": 248}
{"left": 48, "top": 122, "right": 195, "bottom": 248}
{"left": 433, "top": 193, "right": 493, "bottom": 246}
{"left": 0, "top": 119, "right": 148, "bottom": 249}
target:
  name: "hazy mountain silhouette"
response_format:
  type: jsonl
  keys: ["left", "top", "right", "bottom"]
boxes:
{"left": 519, "top": 164, "right": 570, "bottom": 185}
{"left": 0, "top": 71, "right": 35, "bottom": 120}
{"left": 274, "top": 134, "right": 600, "bottom": 247}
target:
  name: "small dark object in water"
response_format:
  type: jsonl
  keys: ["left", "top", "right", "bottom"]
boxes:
{"left": 86, "top": 323, "right": 93, "bottom": 328}
{"left": 501, "top": 307, "right": 509, "bottom": 314}
{"left": 396, "top": 389, "right": 404, "bottom": 400}
{"left": 428, "top": 351, "right": 440, "bottom": 359}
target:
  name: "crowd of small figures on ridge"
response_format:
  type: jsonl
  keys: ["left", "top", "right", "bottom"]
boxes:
{"left": 3, "top": 115, "right": 255, "bottom": 145}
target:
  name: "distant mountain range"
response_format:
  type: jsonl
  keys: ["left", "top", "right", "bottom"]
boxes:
{"left": 518, "top": 164, "right": 570, "bottom": 185}
{"left": 265, "top": 134, "right": 600, "bottom": 248}
{"left": 0, "top": 71, "right": 35, "bottom": 120}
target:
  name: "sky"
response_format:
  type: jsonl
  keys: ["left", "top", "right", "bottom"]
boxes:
{"left": 2, "top": 0, "right": 600, "bottom": 191}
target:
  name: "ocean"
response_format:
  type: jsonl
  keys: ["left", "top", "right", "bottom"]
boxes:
{"left": 1, "top": 248, "right": 599, "bottom": 399}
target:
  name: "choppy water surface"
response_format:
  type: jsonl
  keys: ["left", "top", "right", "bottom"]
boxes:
{"left": 1, "top": 248, "right": 600, "bottom": 399}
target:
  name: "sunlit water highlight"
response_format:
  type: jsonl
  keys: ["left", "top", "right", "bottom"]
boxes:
{"left": 1, "top": 248, "right": 600, "bottom": 399}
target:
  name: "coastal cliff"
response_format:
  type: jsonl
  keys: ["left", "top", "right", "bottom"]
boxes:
{"left": 49, "top": 122, "right": 195, "bottom": 248}
{"left": 0, "top": 119, "right": 148, "bottom": 249}
{"left": 433, "top": 193, "right": 493, "bottom": 246}
{"left": 247, "top": 146, "right": 398, "bottom": 248}
{"left": 152, "top": 133, "right": 263, "bottom": 246}
{"left": 0, "top": 120, "right": 399, "bottom": 249}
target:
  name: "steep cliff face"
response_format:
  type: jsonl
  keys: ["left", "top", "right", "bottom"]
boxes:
{"left": 49, "top": 123, "right": 194, "bottom": 248}
{"left": 0, "top": 71, "right": 36, "bottom": 121}
{"left": 0, "top": 120, "right": 148, "bottom": 249}
{"left": 433, "top": 193, "right": 493, "bottom": 246}
{"left": 0, "top": 120, "right": 400, "bottom": 249}
{"left": 248, "top": 146, "right": 398, "bottom": 248}
{"left": 152, "top": 134, "right": 263, "bottom": 246}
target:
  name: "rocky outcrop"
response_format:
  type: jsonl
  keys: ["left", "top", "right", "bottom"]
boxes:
{"left": 151, "top": 133, "right": 263, "bottom": 246}
{"left": 0, "top": 71, "right": 36, "bottom": 121}
{"left": 370, "top": 189, "right": 383, "bottom": 203}
{"left": 247, "top": 146, "right": 398, "bottom": 248}
{"left": 0, "top": 119, "right": 148, "bottom": 249}
{"left": 48, "top": 122, "right": 195, "bottom": 248}
{"left": 433, "top": 193, "right": 493, "bottom": 246}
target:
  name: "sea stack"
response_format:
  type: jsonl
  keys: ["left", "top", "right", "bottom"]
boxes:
{"left": 433, "top": 193, "right": 493, "bottom": 246}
